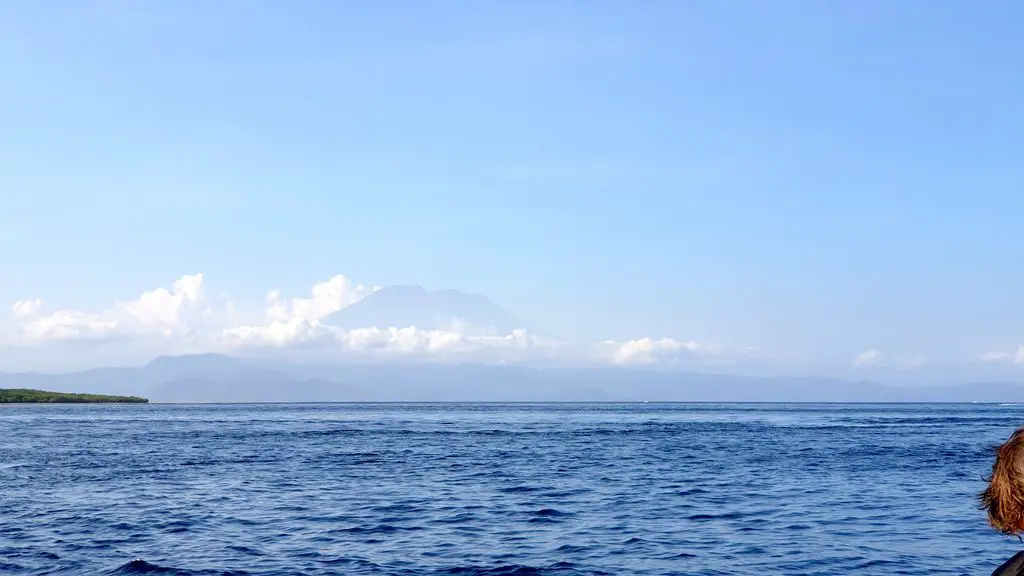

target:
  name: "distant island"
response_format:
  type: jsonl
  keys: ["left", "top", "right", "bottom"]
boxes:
{"left": 0, "top": 389, "right": 148, "bottom": 404}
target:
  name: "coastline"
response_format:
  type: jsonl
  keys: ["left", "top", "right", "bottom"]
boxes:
{"left": 0, "top": 389, "right": 149, "bottom": 404}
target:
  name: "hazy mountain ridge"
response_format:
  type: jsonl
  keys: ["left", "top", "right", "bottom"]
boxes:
{"left": 4, "top": 354, "right": 1024, "bottom": 403}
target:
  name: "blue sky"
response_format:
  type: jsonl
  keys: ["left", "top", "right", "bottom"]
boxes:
{"left": 3, "top": 2, "right": 1024, "bottom": 373}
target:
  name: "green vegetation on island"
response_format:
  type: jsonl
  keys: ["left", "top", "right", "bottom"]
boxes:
{"left": 0, "top": 389, "right": 149, "bottom": 404}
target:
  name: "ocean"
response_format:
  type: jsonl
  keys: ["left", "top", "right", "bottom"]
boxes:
{"left": 1, "top": 403, "right": 1021, "bottom": 575}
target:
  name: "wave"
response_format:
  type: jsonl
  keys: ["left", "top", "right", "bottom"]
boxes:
{"left": 436, "top": 563, "right": 607, "bottom": 576}
{"left": 108, "top": 559, "right": 250, "bottom": 576}
{"left": 109, "top": 560, "right": 175, "bottom": 574}
{"left": 11, "top": 403, "right": 1018, "bottom": 575}
{"left": 532, "top": 508, "right": 571, "bottom": 517}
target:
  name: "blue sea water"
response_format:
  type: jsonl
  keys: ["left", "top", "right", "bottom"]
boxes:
{"left": 1, "top": 403, "right": 1022, "bottom": 575}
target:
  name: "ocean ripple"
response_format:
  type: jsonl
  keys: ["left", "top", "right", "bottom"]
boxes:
{"left": 1, "top": 402, "right": 1022, "bottom": 574}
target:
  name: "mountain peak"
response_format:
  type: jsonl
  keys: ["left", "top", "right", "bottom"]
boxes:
{"left": 322, "top": 285, "right": 531, "bottom": 335}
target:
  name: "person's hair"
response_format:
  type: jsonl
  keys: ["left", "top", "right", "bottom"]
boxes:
{"left": 981, "top": 427, "right": 1024, "bottom": 534}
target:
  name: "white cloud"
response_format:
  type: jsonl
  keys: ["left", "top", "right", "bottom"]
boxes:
{"left": 850, "top": 349, "right": 930, "bottom": 370}
{"left": 12, "top": 274, "right": 205, "bottom": 343}
{"left": 118, "top": 273, "right": 204, "bottom": 327}
{"left": 12, "top": 299, "right": 42, "bottom": 318}
{"left": 22, "top": 310, "right": 122, "bottom": 341}
{"left": 978, "top": 345, "right": 1024, "bottom": 365}
{"left": 608, "top": 337, "right": 707, "bottom": 365}
{"left": 340, "top": 326, "right": 529, "bottom": 356}
{"left": 1011, "top": 347, "right": 1024, "bottom": 365}
{"left": 343, "top": 326, "right": 463, "bottom": 353}
{"left": 221, "top": 319, "right": 325, "bottom": 348}
{"left": 222, "top": 319, "right": 537, "bottom": 360}
{"left": 264, "top": 275, "right": 372, "bottom": 324}
{"left": 853, "top": 349, "right": 883, "bottom": 367}
{"left": 3, "top": 272, "right": 728, "bottom": 369}
{"left": 221, "top": 275, "right": 376, "bottom": 348}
